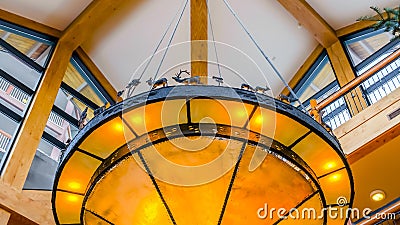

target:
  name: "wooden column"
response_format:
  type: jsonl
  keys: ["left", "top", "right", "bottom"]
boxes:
{"left": 327, "top": 41, "right": 367, "bottom": 115}
{"left": 191, "top": 0, "right": 208, "bottom": 84}
{"left": 0, "top": 208, "right": 10, "bottom": 224}
{"left": 2, "top": 41, "right": 73, "bottom": 189}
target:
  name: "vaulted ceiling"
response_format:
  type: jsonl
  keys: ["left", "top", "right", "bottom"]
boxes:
{"left": 0, "top": 0, "right": 399, "bottom": 221}
{"left": 0, "top": 0, "right": 396, "bottom": 94}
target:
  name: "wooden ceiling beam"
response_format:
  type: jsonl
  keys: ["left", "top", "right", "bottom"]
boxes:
{"left": 277, "top": 0, "right": 338, "bottom": 48}
{"left": 191, "top": 0, "right": 208, "bottom": 84}
{"left": 0, "top": 9, "right": 61, "bottom": 38}
{"left": 60, "top": 0, "right": 129, "bottom": 50}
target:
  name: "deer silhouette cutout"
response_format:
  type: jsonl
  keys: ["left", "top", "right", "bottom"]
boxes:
{"left": 241, "top": 83, "right": 255, "bottom": 91}
{"left": 125, "top": 79, "right": 141, "bottom": 98}
{"left": 172, "top": 69, "right": 201, "bottom": 85}
{"left": 255, "top": 85, "right": 270, "bottom": 94}
{"left": 146, "top": 77, "right": 168, "bottom": 89}
{"left": 241, "top": 83, "right": 270, "bottom": 94}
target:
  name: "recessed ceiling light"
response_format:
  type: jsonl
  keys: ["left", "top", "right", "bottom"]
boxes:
{"left": 370, "top": 190, "right": 386, "bottom": 202}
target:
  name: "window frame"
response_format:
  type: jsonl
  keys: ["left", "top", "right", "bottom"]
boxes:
{"left": 0, "top": 20, "right": 56, "bottom": 172}
{"left": 291, "top": 50, "right": 339, "bottom": 107}
{"left": 341, "top": 27, "right": 400, "bottom": 73}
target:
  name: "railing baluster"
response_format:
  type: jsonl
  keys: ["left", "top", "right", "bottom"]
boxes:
{"left": 310, "top": 49, "right": 400, "bottom": 131}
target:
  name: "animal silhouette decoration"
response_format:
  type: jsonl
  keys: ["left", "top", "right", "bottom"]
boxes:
{"left": 146, "top": 77, "right": 168, "bottom": 89}
{"left": 254, "top": 85, "right": 270, "bottom": 94}
{"left": 125, "top": 79, "right": 141, "bottom": 97}
{"left": 278, "top": 94, "right": 298, "bottom": 104}
{"left": 241, "top": 83, "right": 255, "bottom": 91}
{"left": 212, "top": 76, "right": 224, "bottom": 85}
{"left": 241, "top": 83, "right": 271, "bottom": 94}
{"left": 172, "top": 70, "right": 201, "bottom": 85}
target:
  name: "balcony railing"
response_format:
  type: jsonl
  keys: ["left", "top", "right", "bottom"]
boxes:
{"left": 314, "top": 48, "right": 400, "bottom": 130}
{"left": 48, "top": 111, "right": 64, "bottom": 128}
{"left": 0, "top": 76, "right": 30, "bottom": 105}
{"left": 9, "top": 86, "right": 29, "bottom": 103}
{"left": 0, "top": 77, "right": 10, "bottom": 91}
{"left": 0, "top": 130, "right": 11, "bottom": 153}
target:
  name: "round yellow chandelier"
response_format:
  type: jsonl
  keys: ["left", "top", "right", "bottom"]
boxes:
{"left": 52, "top": 85, "right": 354, "bottom": 225}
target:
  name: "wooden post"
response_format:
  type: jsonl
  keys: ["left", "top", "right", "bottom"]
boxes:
{"left": 0, "top": 209, "right": 10, "bottom": 224}
{"left": 191, "top": 0, "right": 208, "bottom": 84}
{"left": 326, "top": 41, "right": 367, "bottom": 115}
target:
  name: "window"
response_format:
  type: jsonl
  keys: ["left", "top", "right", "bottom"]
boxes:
{"left": 0, "top": 111, "right": 19, "bottom": 161}
{"left": 343, "top": 28, "right": 399, "bottom": 71}
{"left": 292, "top": 51, "right": 351, "bottom": 130}
{"left": 293, "top": 51, "right": 337, "bottom": 107}
{"left": 361, "top": 57, "right": 400, "bottom": 104}
{"left": 343, "top": 28, "right": 400, "bottom": 106}
{"left": 0, "top": 20, "right": 55, "bottom": 171}
{"left": 24, "top": 54, "right": 113, "bottom": 190}
{"left": 0, "top": 21, "right": 54, "bottom": 67}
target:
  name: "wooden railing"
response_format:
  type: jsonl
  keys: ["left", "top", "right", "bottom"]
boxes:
{"left": 316, "top": 48, "right": 400, "bottom": 111}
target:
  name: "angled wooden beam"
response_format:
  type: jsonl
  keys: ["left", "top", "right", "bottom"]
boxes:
{"left": 277, "top": 0, "right": 338, "bottom": 48}
{"left": 0, "top": 182, "right": 53, "bottom": 224}
{"left": 60, "top": 0, "right": 137, "bottom": 50}
{"left": 191, "top": 0, "right": 208, "bottom": 84}
{"left": 0, "top": 9, "right": 61, "bottom": 38}
{"left": 326, "top": 41, "right": 367, "bottom": 115}
{"left": 75, "top": 47, "right": 120, "bottom": 103}
{"left": 2, "top": 41, "right": 73, "bottom": 189}
{"left": 326, "top": 41, "right": 355, "bottom": 86}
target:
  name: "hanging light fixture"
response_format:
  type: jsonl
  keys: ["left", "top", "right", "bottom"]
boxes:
{"left": 52, "top": 0, "right": 354, "bottom": 224}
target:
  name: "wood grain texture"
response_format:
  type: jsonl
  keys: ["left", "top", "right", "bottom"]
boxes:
{"left": 326, "top": 41, "right": 367, "bottom": 115}
{"left": 191, "top": 0, "right": 208, "bottom": 84}
{"left": 0, "top": 208, "right": 10, "bottom": 225}
{"left": 0, "top": 182, "right": 53, "bottom": 224}
{"left": 0, "top": 9, "right": 61, "bottom": 38}
{"left": 277, "top": 0, "right": 338, "bottom": 47}
{"left": 347, "top": 122, "right": 400, "bottom": 164}
{"left": 2, "top": 41, "right": 73, "bottom": 190}
{"left": 335, "top": 86, "right": 400, "bottom": 155}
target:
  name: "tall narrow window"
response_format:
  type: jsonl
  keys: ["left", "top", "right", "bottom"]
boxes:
{"left": 293, "top": 51, "right": 337, "bottom": 106}
{"left": 24, "top": 54, "right": 113, "bottom": 190}
{"left": 292, "top": 51, "right": 350, "bottom": 130}
{"left": 0, "top": 19, "right": 56, "bottom": 171}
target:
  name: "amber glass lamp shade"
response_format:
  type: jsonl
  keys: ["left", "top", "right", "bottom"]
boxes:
{"left": 52, "top": 85, "right": 354, "bottom": 225}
